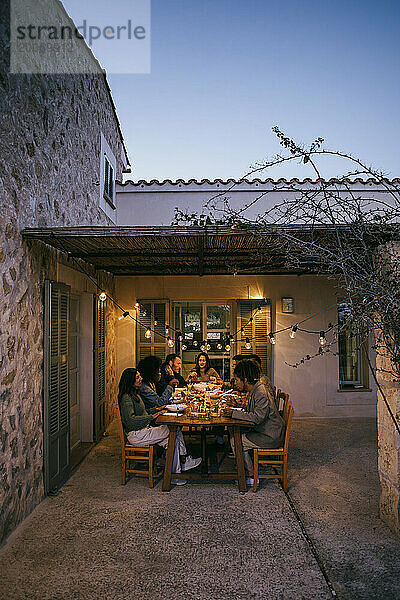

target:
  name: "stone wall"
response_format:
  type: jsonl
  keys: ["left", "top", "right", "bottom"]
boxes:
{"left": 376, "top": 241, "right": 400, "bottom": 533}
{"left": 0, "top": 6, "right": 127, "bottom": 542}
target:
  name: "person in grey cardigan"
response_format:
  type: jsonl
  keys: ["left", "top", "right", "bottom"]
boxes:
{"left": 118, "top": 367, "right": 201, "bottom": 484}
{"left": 222, "top": 359, "right": 285, "bottom": 483}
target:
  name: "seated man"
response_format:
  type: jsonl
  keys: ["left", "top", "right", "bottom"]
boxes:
{"left": 137, "top": 355, "right": 177, "bottom": 410}
{"left": 118, "top": 367, "right": 201, "bottom": 485}
{"left": 247, "top": 353, "right": 279, "bottom": 413}
{"left": 222, "top": 359, "right": 285, "bottom": 485}
{"left": 159, "top": 353, "right": 187, "bottom": 393}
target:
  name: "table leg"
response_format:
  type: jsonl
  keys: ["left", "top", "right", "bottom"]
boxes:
{"left": 201, "top": 427, "right": 208, "bottom": 474}
{"left": 233, "top": 425, "right": 246, "bottom": 492}
{"left": 162, "top": 425, "right": 177, "bottom": 492}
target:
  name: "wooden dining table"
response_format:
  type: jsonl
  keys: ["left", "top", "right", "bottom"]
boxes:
{"left": 156, "top": 412, "right": 254, "bottom": 492}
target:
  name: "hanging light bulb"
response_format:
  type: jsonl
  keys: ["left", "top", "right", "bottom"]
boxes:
{"left": 145, "top": 328, "right": 151, "bottom": 339}
{"left": 135, "top": 302, "right": 140, "bottom": 309}
{"left": 99, "top": 292, "right": 107, "bottom": 302}
{"left": 165, "top": 324, "right": 169, "bottom": 335}
{"left": 225, "top": 344, "right": 231, "bottom": 352}
{"left": 206, "top": 343, "right": 211, "bottom": 351}
{"left": 290, "top": 325, "right": 298, "bottom": 339}
{"left": 269, "top": 332, "right": 276, "bottom": 345}
{"left": 167, "top": 337, "right": 174, "bottom": 348}
{"left": 154, "top": 319, "right": 158, "bottom": 326}
{"left": 217, "top": 343, "right": 222, "bottom": 350}
{"left": 245, "top": 337, "right": 251, "bottom": 350}
{"left": 319, "top": 331, "right": 326, "bottom": 346}
{"left": 193, "top": 340, "right": 198, "bottom": 347}
{"left": 178, "top": 332, "right": 183, "bottom": 342}
{"left": 182, "top": 344, "right": 187, "bottom": 351}
{"left": 200, "top": 342, "right": 206, "bottom": 351}
{"left": 142, "top": 310, "right": 147, "bottom": 317}
{"left": 241, "top": 327, "right": 245, "bottom": 335}
{"left": 118, "top": 311, "right": 129, "bottom": 320}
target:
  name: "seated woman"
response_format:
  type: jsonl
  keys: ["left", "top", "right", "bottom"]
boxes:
{"left": 187, "top": 352, "right": 222, "bottom": 384}
{"left": 118, "top": 367, "right": 201, "bottom": 484}
{"left": 137, "top": 355, "right": 177, "bottom": 410}
{"left": 222, "top": 359, "right": 285, "bottom": 485}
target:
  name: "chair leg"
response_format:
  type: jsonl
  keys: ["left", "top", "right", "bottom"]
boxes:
{"left": 282, "top": 455, "right": 288, "bottom": 492}
{"left": 253, "top": 450, "right": 259, "bottom": 492}
{"left": 148, "top": 446, "right": 154, "bottom": 489}
{"left": 122, "top": 455, "right": 126, "bottom": 485}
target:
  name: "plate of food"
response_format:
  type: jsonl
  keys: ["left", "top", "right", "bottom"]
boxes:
{"left": 165, "top": 404, "right": 187, "bottom": 413}
{"left": 193, "top": 383, "right": 207, "bottom": 392}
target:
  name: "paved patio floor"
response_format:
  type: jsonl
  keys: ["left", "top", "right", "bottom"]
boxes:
{"left": 1, "top": 418, "right": 399, "bottom": 600}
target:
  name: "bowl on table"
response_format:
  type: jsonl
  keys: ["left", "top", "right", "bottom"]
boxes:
{"left": 165, "top": 404, "right": 187, "bottom": 413}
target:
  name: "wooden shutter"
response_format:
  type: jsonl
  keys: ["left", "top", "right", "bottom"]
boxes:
{"left": 136, "top": 300, "right": 169, "bottom": 361}
{"left": 237, "top": 300, "right": 272, "bottom": 379}
{"left": 43, "top": 280, "right": 70, "bottom": 494}
{"left": 94, "top": 295, "right": 106, "bottom": 441}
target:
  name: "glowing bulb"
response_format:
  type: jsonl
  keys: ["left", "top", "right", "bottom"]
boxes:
{"left": 225, "top": 344, "right": 231, "bottom": 352}
{"left": 319, "top": 331, "right": 326, "bottom": 346}
{"left": 182, "top": 344, "right": 187, "bottom": 350}
{"left": 167, "top": 337, "right": 174, "bottom": 348}
{"left": 135, "top": 302, "right": 140, "bottom": 309}
{"left": 269, "top": 332, "right": 276, "bottom": 345}
{"left": 118, "top": 311, "right": 129, "bottom": 320}
{"left": 154, "top": 319, "right": 158, "bottom": 326}
{"left": 241, "top": 328, "right": 245, "bottom": 335}
{"left": 217, "top": 343, "right": 222, "bottom": 350}
{"left": 165, "top": 326, "right": 169, "bottom": 335}
{"left": 290, "top": 325, "right": 298, "bottom": 339}
{"left": 99, "top": 292, "right": 106, "bottom": 302}
{"left": 200, "top": 344, "right": 206, "bottom": 352}
{"left": 142, "top": 310, "right": 147, "bottom": 317}
{"left": 245, "top": 337, "right": 251, "bottom": 350}
{"left": 178, "top": 333, "right": 183, "bottom": 342}
{"left": 193, "top": 340, "right": 198, "bottom": 347}
{"left": 145, "top": 328, "right": 151, "bottom": 339}
{"left": 206, "top": 343, "right": 211, "bottom": 351}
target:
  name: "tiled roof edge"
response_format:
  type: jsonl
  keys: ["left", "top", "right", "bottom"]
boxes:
{"left": 118, "top": 177, "right": 400, "bottom": 187}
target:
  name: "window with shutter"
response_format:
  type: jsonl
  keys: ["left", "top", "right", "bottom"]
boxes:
{"left": 136, "top": 300, "right": 169, "bottom": 362}
{"left": 237, "top": 300, "right": 272, "bottom": 379}
{"left": 43, "top": 280, "right": 70, "bottom": 494}
{"left": 94, "top": 295, "right": 106, "bottom": 440}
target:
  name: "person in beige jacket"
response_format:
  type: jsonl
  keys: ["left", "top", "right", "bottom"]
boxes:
{"left": 222, "top": 359, "right": 285, "bottom": 484}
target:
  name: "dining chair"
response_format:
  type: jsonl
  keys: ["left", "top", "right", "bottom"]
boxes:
{"left": 117, "top": 409, "right": 161, "bottom": 488}
{"left": 276, "top": 390, "right": 289, "bottom": 419}
{"left": 252, "top": 400, "right": 294, "bottom": 492}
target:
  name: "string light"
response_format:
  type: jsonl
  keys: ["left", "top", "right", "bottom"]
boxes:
{"left": 193, "top": 340, "right": 198, "bottom": 347}
{"left": 269, "top": 332, "right": 276, "bottom": 345}
{"left": 319, "top": 331, "right": 326, "bottom": 346}
{"left": 290, "top": 325, "right": 298, "bottom": 339}
{"left": 154, "top": 319, "right": 158, "bottom": 326}
{"left": 99, "top": 292, "right": 106, "bottom": 302}
{"left": 135, "top": 302, "right": 140, "bottom": 309}
{"left": 182, "top": 344, "right": 187, "bottom": 350}
{"left": 206, "top": 343, "right": 211, "bottom": 351}
{"left": 217, "top": 343, "right": 222, "bottom": 350}
{"left": 178, "top": 332, "right": 183, "bottom": 342}
{"left": 145, "top": 328, "right": 151, "bottom": 339}
{"left": 245, "top": 337, "right": 251, "bottom": 350}
{"left": 165, "top": 325, "right": 169, "bottom": 335}
{"left": 167, "top": 337, "right": 174, "bottom": 348}
{"left": 118, "top": 311, "right": 129, "bottom": 320}
{"left": 225, "top": 343, "right": 231, "bottom": 352}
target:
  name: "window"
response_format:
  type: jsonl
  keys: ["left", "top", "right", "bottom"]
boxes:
{"left": 136, "top": 301, "right": 170, "bottom": 362}
{"left": 103, "top": 155, "right": 114, "bottom": 206}
{"left": 99, "top": 133, "right": 117, "bottom": 222}
{"left": 338, "top": 302, "right": 368, "bottom": 389}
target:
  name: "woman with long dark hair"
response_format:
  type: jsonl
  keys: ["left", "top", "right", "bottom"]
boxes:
{"left": 187, "top": 352, "right": 222, "bottom": 383}
{"left": 137, "top": 355, "right": 177, "bottom": 410}
{"left": 118, "top": 367, "right": 201, "bottom": 484}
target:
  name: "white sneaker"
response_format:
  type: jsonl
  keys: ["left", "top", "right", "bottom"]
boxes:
{"left": 172, "top": 478, "right": 187, "bottom": 486}
{"left": 182, "top": 456, "right": 202, "bottom": 471}
{"left": 246, "top": 477, "right": 260, "bottom": 486}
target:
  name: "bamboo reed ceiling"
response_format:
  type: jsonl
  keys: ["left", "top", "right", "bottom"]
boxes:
{"left": 21, "top": 225, "right": 382, "bottom": 276}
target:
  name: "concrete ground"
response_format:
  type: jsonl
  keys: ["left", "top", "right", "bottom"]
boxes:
{"left": 0, "top": 418, "right": 399, "bottom": 600}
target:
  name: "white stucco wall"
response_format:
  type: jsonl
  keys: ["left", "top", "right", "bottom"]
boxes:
{"left": 116, "top": 179, "right": 394, "bottom": 227}
{"left": 115, "top": 273, "right": 377, "bottom": 419}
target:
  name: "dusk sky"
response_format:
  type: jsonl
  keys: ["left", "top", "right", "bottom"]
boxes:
{"left": 69, "top": 0, "right": 400, "bottom": 181}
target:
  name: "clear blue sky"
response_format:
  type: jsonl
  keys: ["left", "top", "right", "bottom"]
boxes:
{"left": 104, "top": 0, "right": 400, "bottom": 181}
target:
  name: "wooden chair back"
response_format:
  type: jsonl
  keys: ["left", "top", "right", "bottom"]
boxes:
{"left": 276, "top": 390, "right": 289, "bottom": 419}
